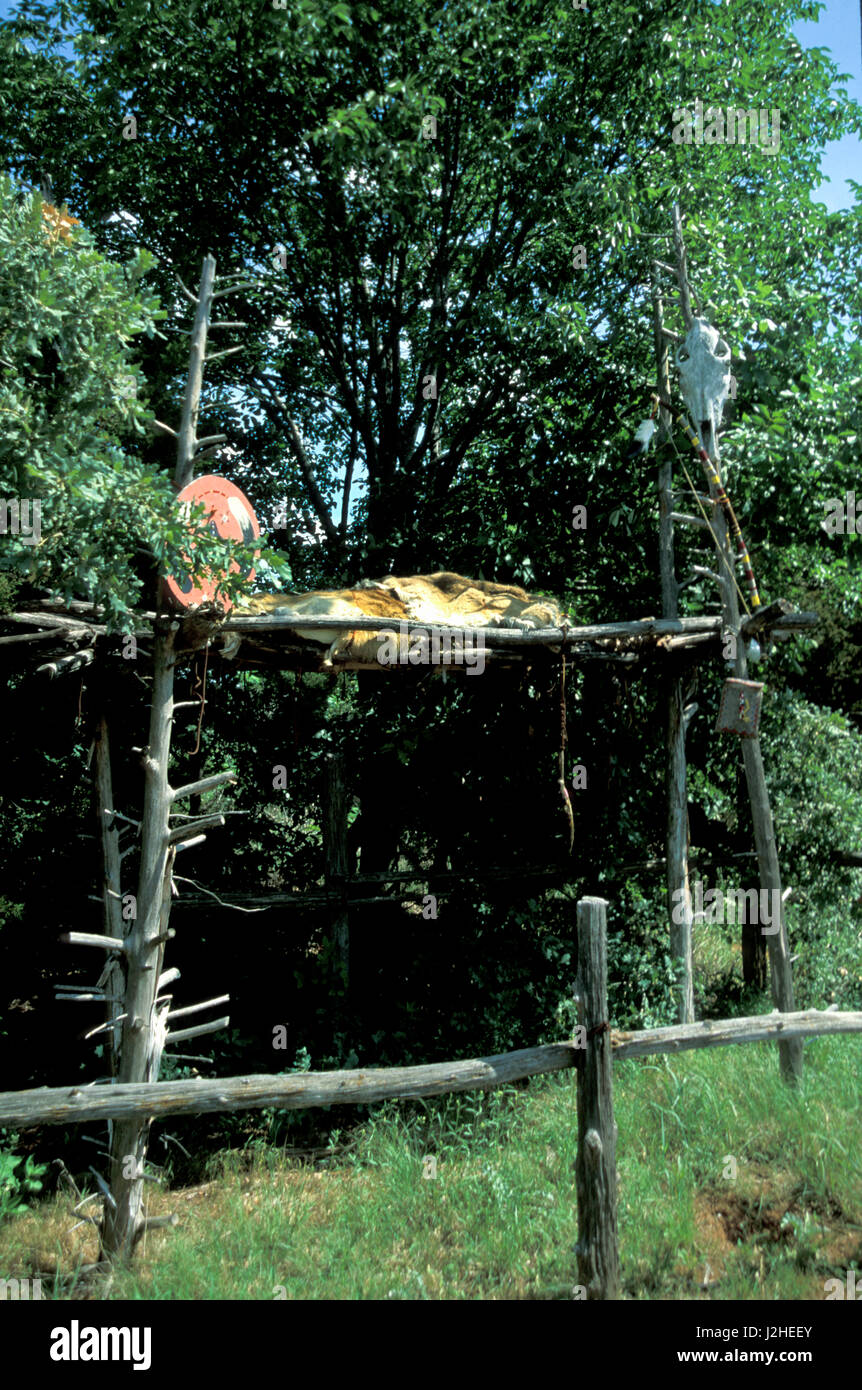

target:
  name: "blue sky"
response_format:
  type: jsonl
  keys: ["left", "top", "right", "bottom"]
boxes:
{"left": 793, "top": 0, "right": 862, "bottom": 210}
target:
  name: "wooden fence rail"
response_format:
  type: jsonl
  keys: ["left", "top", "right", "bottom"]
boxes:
{"left": 5, "top": 888, "right": 861, "bottom": 1294}
{"left": 0, "top": 1045, "right": 578, "bottom": 1128}
{"left": 2, "top": 1007, "right": 860, "bottom": 1131}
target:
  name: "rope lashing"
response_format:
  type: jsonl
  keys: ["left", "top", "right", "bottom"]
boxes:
{"left": 651, "top": 393, "right": 761, "bottom": 611}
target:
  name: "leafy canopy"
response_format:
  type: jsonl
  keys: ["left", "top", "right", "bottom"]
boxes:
{"left": 0, "top": 175, "right": 287, "bottom": 627}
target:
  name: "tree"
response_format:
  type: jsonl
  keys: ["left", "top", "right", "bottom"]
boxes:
{"left": 2, "top": 0, "right": 858, "bottom": 608}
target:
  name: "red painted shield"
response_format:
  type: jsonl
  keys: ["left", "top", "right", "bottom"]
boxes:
{"left": 163, "top": 475, "right": 261, "bottom": 612}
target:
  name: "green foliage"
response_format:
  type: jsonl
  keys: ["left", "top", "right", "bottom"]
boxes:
{"left": 0, "top": 174, "right": 170, "bottom": 622}
{"left": 0, "top": 573, "right": 19, "bottom": 612}
{"left": 1, "top": 0, "right": 858, "bottom": 601}
{"left": 607, "top": 885, "right": 681, "bottom": 1029}
{"left": 0, "top": 175, "right": 289, "bottom": 626}
{"left": 765, "top": 692, "right": 862, "bottom": 883}
{"left": 762, "top": 692, "right": 862, "bottom": 1007}
{"left": 0, "top": 897, "right": 24, "bottom": 1040}
{"left": 0, "top": 1136, "right": 47, "bottom": 1219}
{"left": 0, "top": 896, "right": 24, "bottom": 933}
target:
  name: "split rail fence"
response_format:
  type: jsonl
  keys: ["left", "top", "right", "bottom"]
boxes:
{"left": 3, "top": 897, "right": 861, "bottom": 1297}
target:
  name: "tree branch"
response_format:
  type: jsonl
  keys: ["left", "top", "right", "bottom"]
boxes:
{"left": 253, "top": 373, "right": 339, "bottom": 548}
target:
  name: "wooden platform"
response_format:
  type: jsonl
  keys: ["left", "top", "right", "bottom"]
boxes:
{"left": 0, "top": 597, "right": 819, "bottom": 676}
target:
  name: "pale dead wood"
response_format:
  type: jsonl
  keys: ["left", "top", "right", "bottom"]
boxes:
{"left": 165, "top": 994, "right": 230, "bottom": 1023}
{"left": 38, "top": 648, "right": 95, "bottom": 677}
{"left": 166, "top": 814, "right": 225, "bottom": 842}
{"left": 0, "top": 1045, "right": 579, "bottom": 1127}
{"left": 2, "top": 1009, "right": 860, "bottom": 1130}
{"left": 171, "top": 771, "right": 236, "bottom": 802}
{"left": 0, "top": 629, "right": 58, "bottom": 646}
{"left": 175, "top": 253, "right": 216, "bottom": 490}
{"left": 61, "top": 931, "right": 127, "bottom": 953}
{"left": 5, "top": 610, "right": 95, "bottom": 634}
{"left": 218, "top": 614, "right": 725, "bottom": 640}
{"left": 101, "top": 625, "right": 178, "bottom": 1261}
{"left": 164, "top": 1016, "right": 230, "bottom": 1046}
{"left": 612, "top": 1009, "right": 862, "bottom": 1058}
{"left": 94, "top": 718, "right": 125, "bottom": 1071}
{"left": 654, "top": 255, "right": 694, "bottom": 1025}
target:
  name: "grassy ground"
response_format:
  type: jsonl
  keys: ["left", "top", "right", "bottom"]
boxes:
{"left": 1, "top": 1034, "right": 859, "bottom": 1300}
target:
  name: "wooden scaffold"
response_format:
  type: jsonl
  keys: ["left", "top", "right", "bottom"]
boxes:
{"left": 0, "top": 215, "right": 827, "bottom": 1275}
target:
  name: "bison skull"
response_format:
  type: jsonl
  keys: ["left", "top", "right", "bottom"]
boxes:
{"left": 675, "top": 317, "right": 731, "bottom": 460}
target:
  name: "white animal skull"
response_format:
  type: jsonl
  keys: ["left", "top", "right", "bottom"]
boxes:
{"left": 675, "top": 317, "right": 731, "bottom": 460}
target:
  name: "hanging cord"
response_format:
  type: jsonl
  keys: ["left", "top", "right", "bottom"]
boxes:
{"left": 190, "top": 643, "right": 210, "bottom": 756}
{"left": 651, "top": 393, "right": 759, "bottom": 615}
{"left": 674, "top": 444, "right": 752, "bottom": 617}
{"left": 557, "top": 626, "right": 574, "bottom": 854}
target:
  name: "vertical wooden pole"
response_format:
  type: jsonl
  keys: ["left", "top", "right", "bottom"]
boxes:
{"left": 665, "top": 685, "right": 694, "bottom": 1022}
{"left": 671, "top": 203, "right": 696, "bottom": 325}
{"left": 710, "top": 506, "right": 801, "bottom": 1079}
{"left": 737, "top": 651, "right": 802, "bottom": 1078}
{"left": 102, "top": 254, "right": 219, "bottom": 1259}
{"left": 324, "top": 752, "right": 350, "bottom": 983}
{"left": 739, "top": 760, "right": 767, "bottom": 988}
{"left": 668, "top": 206, "right": 802, "bottom": 1082}
{"left": 741, "top": 901, "right": 768, "bottom": 981}
{"left": 654, "top": 268, "right": 694, "bottom": 1024}
{"left": 575, "top": 897, "right": 620, "bottom": 1300}
{"left": 101, "top": 624, "right": 177, "bottom": 1260}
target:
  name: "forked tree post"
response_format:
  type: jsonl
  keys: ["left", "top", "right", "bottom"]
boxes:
{"left": 101, "top": 253, "right": 220, "bottom": 1260}
{"left": 101, "top": 622, "right": 178, "bottom": 1260}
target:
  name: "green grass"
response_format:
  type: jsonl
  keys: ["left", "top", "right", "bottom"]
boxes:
{"left": 2, "top": 1034, "right": 859, "bottom": 1300}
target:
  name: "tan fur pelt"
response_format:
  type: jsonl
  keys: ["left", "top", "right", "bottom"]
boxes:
{"left": 229, "top": 571, "right": 566, "bottom": 665}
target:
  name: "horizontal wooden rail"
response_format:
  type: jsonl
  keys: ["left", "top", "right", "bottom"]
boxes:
{"left": 740, "top": 601, "right": 819, "bottom": 635}
{"left": 0, "top": 1045, "right": 578, "bottom": 1127}
{"left": 10, "top": 601, "right": 815, "bottom": 640}
{"left": 1, "top": 1010, "right": 860, "bottom": 1129}
{"left": 217, "top": 614, "right": 725, "bottom": 642}
{"left": 611, "top": 1008, "right": 862, "bottom": 1058}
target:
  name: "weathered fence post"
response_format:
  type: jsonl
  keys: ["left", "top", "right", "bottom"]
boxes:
{"left": 575, "top": 896, "right": 620, "bottom": 1300}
